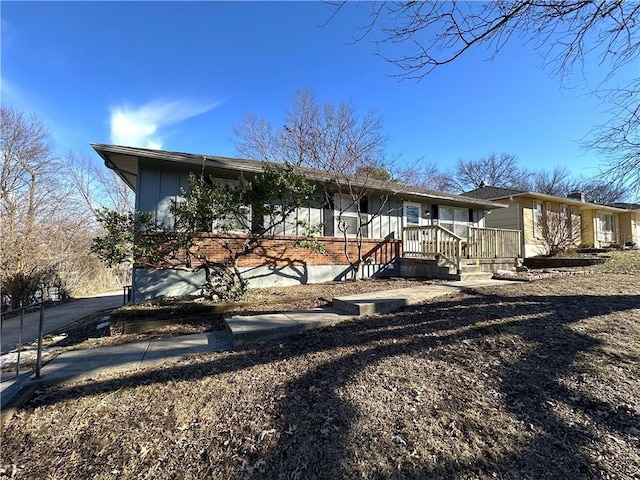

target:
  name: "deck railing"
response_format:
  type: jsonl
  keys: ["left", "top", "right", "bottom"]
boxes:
{"left": 466, "top": 227, "right": 522, "bottom": 258}
{"left": 402, "top": 225, "right": 464, "bottom": 273}
{"left": 402, "top": 225, "right": 522, "bottom": 268}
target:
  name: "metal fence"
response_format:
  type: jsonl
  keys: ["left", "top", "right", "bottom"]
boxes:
{"left": 1, "top": 301, "right": 47, "bottom": 380}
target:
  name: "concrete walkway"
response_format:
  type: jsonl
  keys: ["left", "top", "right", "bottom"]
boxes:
{"left": 1, "top": 331, "right": 233, "bottom": 419}
{"left": 1, "top": 279, "right": 513, "bottom": 420}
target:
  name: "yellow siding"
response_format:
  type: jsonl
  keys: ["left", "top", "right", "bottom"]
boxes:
{"left": 582, "top": 210, "right": 595, "bottom": 246}
{"left": 483, "top": 201, "right": 521, "bottom": 230}
{"left": 619, "top": 210, "right": 640, "bottom": 245}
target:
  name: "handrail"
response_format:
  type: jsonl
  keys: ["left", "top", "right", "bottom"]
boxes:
{"left": 402, "top": 225, "right": 463, "bottom": 273}
{"left": 401, "top": 225, "right": 522, "bottom": 267}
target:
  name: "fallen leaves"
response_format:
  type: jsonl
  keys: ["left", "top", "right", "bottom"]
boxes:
{"left": 2, "top": 256, "right": 640, "bottom": 479}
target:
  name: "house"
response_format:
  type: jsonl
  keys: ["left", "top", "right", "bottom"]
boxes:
{"left": 93, "top": 144, "right": 519, "bottom": 301}
{"left": 464, "top": 185, "right": 629, "bottom": 256}
{"left": 611, "top": 203, "right": 640, "bottom": 247}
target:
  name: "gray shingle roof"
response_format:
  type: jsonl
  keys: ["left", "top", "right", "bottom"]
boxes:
{"left": 91, "top": 143, "right": 507, "bottom": 209}
{"left": 463, "top": 186, "right": 526, "bottom": 200}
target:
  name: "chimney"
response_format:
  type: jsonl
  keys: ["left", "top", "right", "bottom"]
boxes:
{"left": 567, "top": 191, "right": 586, "bottom": 202}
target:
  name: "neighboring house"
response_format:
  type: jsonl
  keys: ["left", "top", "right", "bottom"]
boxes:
{"left": 465, "top": 186, "right": 629, "bottom": 257}
{"left": 93, "top": 144, "right": 516, "bottom": 301}
{"left": 611, "top": 203, "right": 640, "bottom": 247}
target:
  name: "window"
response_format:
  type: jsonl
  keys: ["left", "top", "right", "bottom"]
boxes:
{"left": 404, "top": 202, "right": 421, "bottom": 226}
{"left": 214, "top": 205, "right": 250, "bottom": 233}
{"left": 438, "top": 206, "right": 469, "bottom": 237}
{"left": 197, "top": 178, "right": 250, "bottom": 233}
{"left": 533, "top": 201, "right": 544, "bottom": 238}
{"left": 599, "top": 213, "right": 614, "bottom": 232}
{"left": 596, "top": 212, "right": 615, "bottom": 244}
{"left": 335, "top": 193, "right": 366, "bottom": 237}
{"left": 264, "top": 202, "right": 299, "bottom": 235}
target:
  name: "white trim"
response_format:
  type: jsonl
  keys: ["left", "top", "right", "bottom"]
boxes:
{"left": 403, "top": 201, "right": 422, "bottom": 227}
{"left": 533, "top": 201, "right": 544, "bottom": 239}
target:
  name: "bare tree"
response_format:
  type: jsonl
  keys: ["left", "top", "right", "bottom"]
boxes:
{"left": 332, "top": 1, "right": 640, "bottom": 193}
{"left": 66, "top": 151, "right": 134, "bottom": 215}
{"left": 585, "top": 81, "right": 640, "bottom": 192}
{"left": 531, "top": 166, "right": 573, "bottom": 196}
{"left": 566, "top": 176, "right": 630, "bottom": 205}
{"left": 0, "top": 107, "right": 70, "bottom": 306}
{"left": 441, "top": 153, "right": 530, "bottom": 193}
{"left": 396, "top": 161, "right": 451, "bottom": 192}
{"left": 0, "top": 108, "right": 128, "bottom": 308}
{"left": 235, "top": 89, "right": 396, "bottom": 280}
{"left": 536, "top": 205, "right": 583, "bottom": 256}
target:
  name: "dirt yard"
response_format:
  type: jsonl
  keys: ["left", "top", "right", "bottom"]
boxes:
{"left": 1, "top": 251, "right": 639, "bottom": 479}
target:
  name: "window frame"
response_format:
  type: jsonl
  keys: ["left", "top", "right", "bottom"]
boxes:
{"left": 533, "top": 201, "right": 544, "bottom": 239}
{"left": 438, "top": 205, "right": 469, "bottom": 238}
{"left": 334, "top": 193, "right": 364, "bottom": 238}
{"left": 403, "top": 201, "right": 422, "bottom": 227}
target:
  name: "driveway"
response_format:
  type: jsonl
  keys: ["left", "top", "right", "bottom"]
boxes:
{"left": 1, "top": 291, "right": 124, "bottom": 354}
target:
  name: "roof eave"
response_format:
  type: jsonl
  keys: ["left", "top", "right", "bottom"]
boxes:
{"left": 91, "top": 143, "right": 508, "bottom": 209}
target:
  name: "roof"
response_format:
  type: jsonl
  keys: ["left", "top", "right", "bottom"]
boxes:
{"left": 611, "top": 202, "right": 640, "bottom": 210}
{"left": 91, "top": 143, "right": 507, "bottom": 210}
{"left": 464, "top": 186, "right": 525, "bottom": 200}
{"left": 464, "top": 185, "right": 627, "bottom": 213}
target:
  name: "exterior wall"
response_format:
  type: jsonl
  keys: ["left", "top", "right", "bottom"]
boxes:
{"left": 131, "top": 164, "right": 494, "bottom": 299}
{"left": 582, "top": 209, "right": 596, "bottom": 247}
{"left": 136, "top": 164, "right": 413, "bottom": 241}
{"left": 618, "top": 211, "right": 634, "bottom": 245}
{"left": 133, "top": 234, "right": 402, "bottom": 300}
{"left": 369, "top": 197, "right": 404, "bottom": 239}
{"left": 588, "top": 209, "right": 638, "bottom": 247}
{"left": 485, "top": 195, "right": 594, "bottom": 257}
{"left": 137, "top": 163, "right": 190, "bottom": 227}
{"left": 482, "top": 198, "right": 547, "bottom": 257}
{"left": 634, "top": 212, "right": 640, "bottom": 246}
{"left": 482, "top": 200, "right": 521, "bottom": 231}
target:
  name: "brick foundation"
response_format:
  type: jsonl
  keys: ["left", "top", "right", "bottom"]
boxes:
{"left": 184, "top": 233, "right": 402, "bottom": 269}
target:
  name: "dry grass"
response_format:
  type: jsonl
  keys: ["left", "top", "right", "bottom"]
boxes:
{"left": 1, "top": 252, "right": 639, "bottom": 479}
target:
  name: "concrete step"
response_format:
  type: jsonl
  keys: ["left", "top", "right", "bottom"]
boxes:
{"left": 225, "top": 309, "right": 355, "bottom": 346}
{"left": 333, "top": 283, "right": 481, "bottom": 316}
{"left": 457, "top": 271, "right": 494, "bottom": 282}
{"left": 227, "top": 279, "right": 520, "bottom": 345}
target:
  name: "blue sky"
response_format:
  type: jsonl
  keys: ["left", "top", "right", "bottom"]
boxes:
{"left": 2, "top": 1, "right": 633, "bottom": 180}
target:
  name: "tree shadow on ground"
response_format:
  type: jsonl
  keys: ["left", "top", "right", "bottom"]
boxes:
{"left": 23, "top": 289, "right": 640, "bottom": 479}
{"left": 234, "top": 291, "right": 640, "bottom": 479}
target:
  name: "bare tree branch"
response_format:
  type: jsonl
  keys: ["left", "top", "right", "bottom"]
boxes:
{"left": 330, "top": 1, "right": 640, "bottom": 195}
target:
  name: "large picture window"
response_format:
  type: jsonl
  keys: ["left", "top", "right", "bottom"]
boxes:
{"left": 438, "top": 206, "right": 469, "bottom": 237}
{"left": 597, "top": 212, "right": 615, "bottom": 243}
